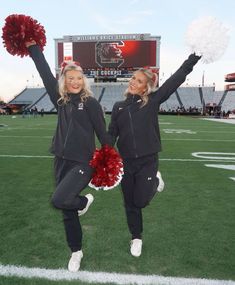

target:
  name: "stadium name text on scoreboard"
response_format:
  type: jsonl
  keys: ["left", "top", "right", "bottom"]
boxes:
{"left": 63, "top": 33, "right": 153, "bottom": 41}
{"left": 54, "top": 33, "right": 161, "bottom": 80}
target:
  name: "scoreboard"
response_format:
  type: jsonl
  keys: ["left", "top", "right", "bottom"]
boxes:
{"left": 225, "top": 72, "right": 235, "bottom": 91}
{"left": 54, "top": 33, "right": 160, "bottom": 81}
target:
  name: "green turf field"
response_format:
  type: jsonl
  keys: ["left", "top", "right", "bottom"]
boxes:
{"left": 0, "top": 114, "right": 234, "bottom": 285}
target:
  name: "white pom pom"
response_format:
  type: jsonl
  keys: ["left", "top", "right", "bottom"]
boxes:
{"left": 186, "top": 16, "right": 230, "bottom": 64}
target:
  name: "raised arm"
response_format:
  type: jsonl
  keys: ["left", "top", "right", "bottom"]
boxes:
{"left": 26, "top": 41, "right": 59, "bottom": 107}
{"left": 153, "top": 53, "right": 201, "bottom": 104}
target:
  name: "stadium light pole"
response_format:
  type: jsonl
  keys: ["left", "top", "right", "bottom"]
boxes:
{"left": 202, "top": 70, "right": 205, "bottom": 87}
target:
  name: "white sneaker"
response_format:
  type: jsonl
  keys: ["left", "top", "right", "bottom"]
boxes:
{"left": 156, "top": 171, "right": 165, "bottom": 192}
{"left": 68, "top": 250, "right": 83, "bottom": 272}
{"left": 78, "top": 194, "right": 94, "bottom": 216}
{"left": 130, "top": 239, "right": 142, "bottom": 257}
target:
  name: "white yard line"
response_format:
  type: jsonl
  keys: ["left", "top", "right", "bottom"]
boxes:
{"left": 0, "top": 155, "right": 52, "bottom": 158}
{"left": 201, "top": 118, "right": 235, "bottom": 125}
{"left": 162, "top": 139, "right": 235, "bottom": 142}
{"left": 0, "top": 263, "right": 234, "bottom": 285}
{"left": 0, "top": 154, "right": 235, "bottom": 163}
{"left": 0, "top": 135, "right": 52, "bottom": 138}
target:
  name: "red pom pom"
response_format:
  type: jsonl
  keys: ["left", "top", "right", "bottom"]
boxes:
{"left": 2, "top": 14, "right": 46, "bottom": 57}
{"left": 89, "top": 145, "right": 123, "bottom": 190}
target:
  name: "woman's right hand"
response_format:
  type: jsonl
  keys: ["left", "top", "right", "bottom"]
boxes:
{"left": 25, "top": 40, "right": 37, "bottom": 48}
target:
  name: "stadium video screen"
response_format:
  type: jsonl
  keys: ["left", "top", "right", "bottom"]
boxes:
{"left": 57, "top": 40, "right": 157, "bottom": 77}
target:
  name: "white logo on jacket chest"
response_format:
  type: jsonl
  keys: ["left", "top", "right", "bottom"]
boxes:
{"left": 78, "top": 103, "right": 84, "bottom": 110}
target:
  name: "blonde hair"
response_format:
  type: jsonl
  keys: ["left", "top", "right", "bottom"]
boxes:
{"left": 124, "top": 68, "right": 158, "bottom": 106}
{"left": 57, "top": 62, "right": 93, "bottom": 105}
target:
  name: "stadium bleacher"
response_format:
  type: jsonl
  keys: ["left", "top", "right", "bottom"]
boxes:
{"left": 221, "top": 90, "right": 235, "bottom": 112}
{"left": 9, "top": 87, "right": 47, "bottom": 106}
{"left": 202, "top": 87, "right": 222, "bottom": 106}
{"left": 8, "top": 85, "right": 235, "bottom": 114}
{"left": 159, "top": 93, "right": 180, "bottom": 112}
{"left": 98, "top": 83, "right": 127, "bottom": 112}
{"left": 29, "top": 91, "right": 56, "bottom": 112}
{"left": 90, "top": 84, "right": 105, "bottom": 101}
{"left": 177, "top": 87, "right": 202, "bottom": 110}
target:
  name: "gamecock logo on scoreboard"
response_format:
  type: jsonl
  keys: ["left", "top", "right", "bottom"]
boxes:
{"left": 95, "top": 41, "right": 124, "bottom": 68}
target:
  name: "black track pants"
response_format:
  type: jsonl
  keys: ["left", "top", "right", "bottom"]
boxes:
{"left": 121, "top": 154, "right": 159, "bottom": 239}
{"left": 52, "top": 157, "right": 93, "bottom": 252}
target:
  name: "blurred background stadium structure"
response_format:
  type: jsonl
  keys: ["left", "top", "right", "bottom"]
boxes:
{"left": 5, "top": 85, "right": 235, "bottom": 116}
{"left": 1, "top": 33, "right": 235, "bottom": 117}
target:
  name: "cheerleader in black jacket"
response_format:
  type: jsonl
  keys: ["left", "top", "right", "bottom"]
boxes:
{"left": 108, "top": 53, "right": 201, "bottom": 257}
{"left": 25, "top": 41, "right": 111, "bottom": 272}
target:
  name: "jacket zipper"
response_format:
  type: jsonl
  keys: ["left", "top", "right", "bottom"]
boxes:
{"left": 128, "top": 106, "right": 138, "bottom": 158}
{"left": 62, "top": 105, "right": 73, "bottom": 158}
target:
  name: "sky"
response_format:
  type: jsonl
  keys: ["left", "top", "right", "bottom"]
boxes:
{"left": 0, "top": 0, "right": 235, "bottom": 102}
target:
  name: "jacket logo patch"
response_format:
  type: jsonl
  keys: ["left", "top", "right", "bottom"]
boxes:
{"left": 78, "top": 103, "right": 84, "bottom": 110}
{"left": 118, "top": 107, "right": 123, "bottom": 110}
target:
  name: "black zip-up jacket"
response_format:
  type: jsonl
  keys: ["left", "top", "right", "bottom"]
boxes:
{"left": 108, "top": 54, "right": 201, "bottom": 159}
{"left": 28, "top": 45, "right": 110, "bottom": 162}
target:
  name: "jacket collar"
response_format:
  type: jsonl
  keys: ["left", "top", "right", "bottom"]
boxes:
{"left": 67, "top": 92, "right": 83, "bottom": 103}
{"left": 126, "top": 93, "right": 142, "bottom": 103}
